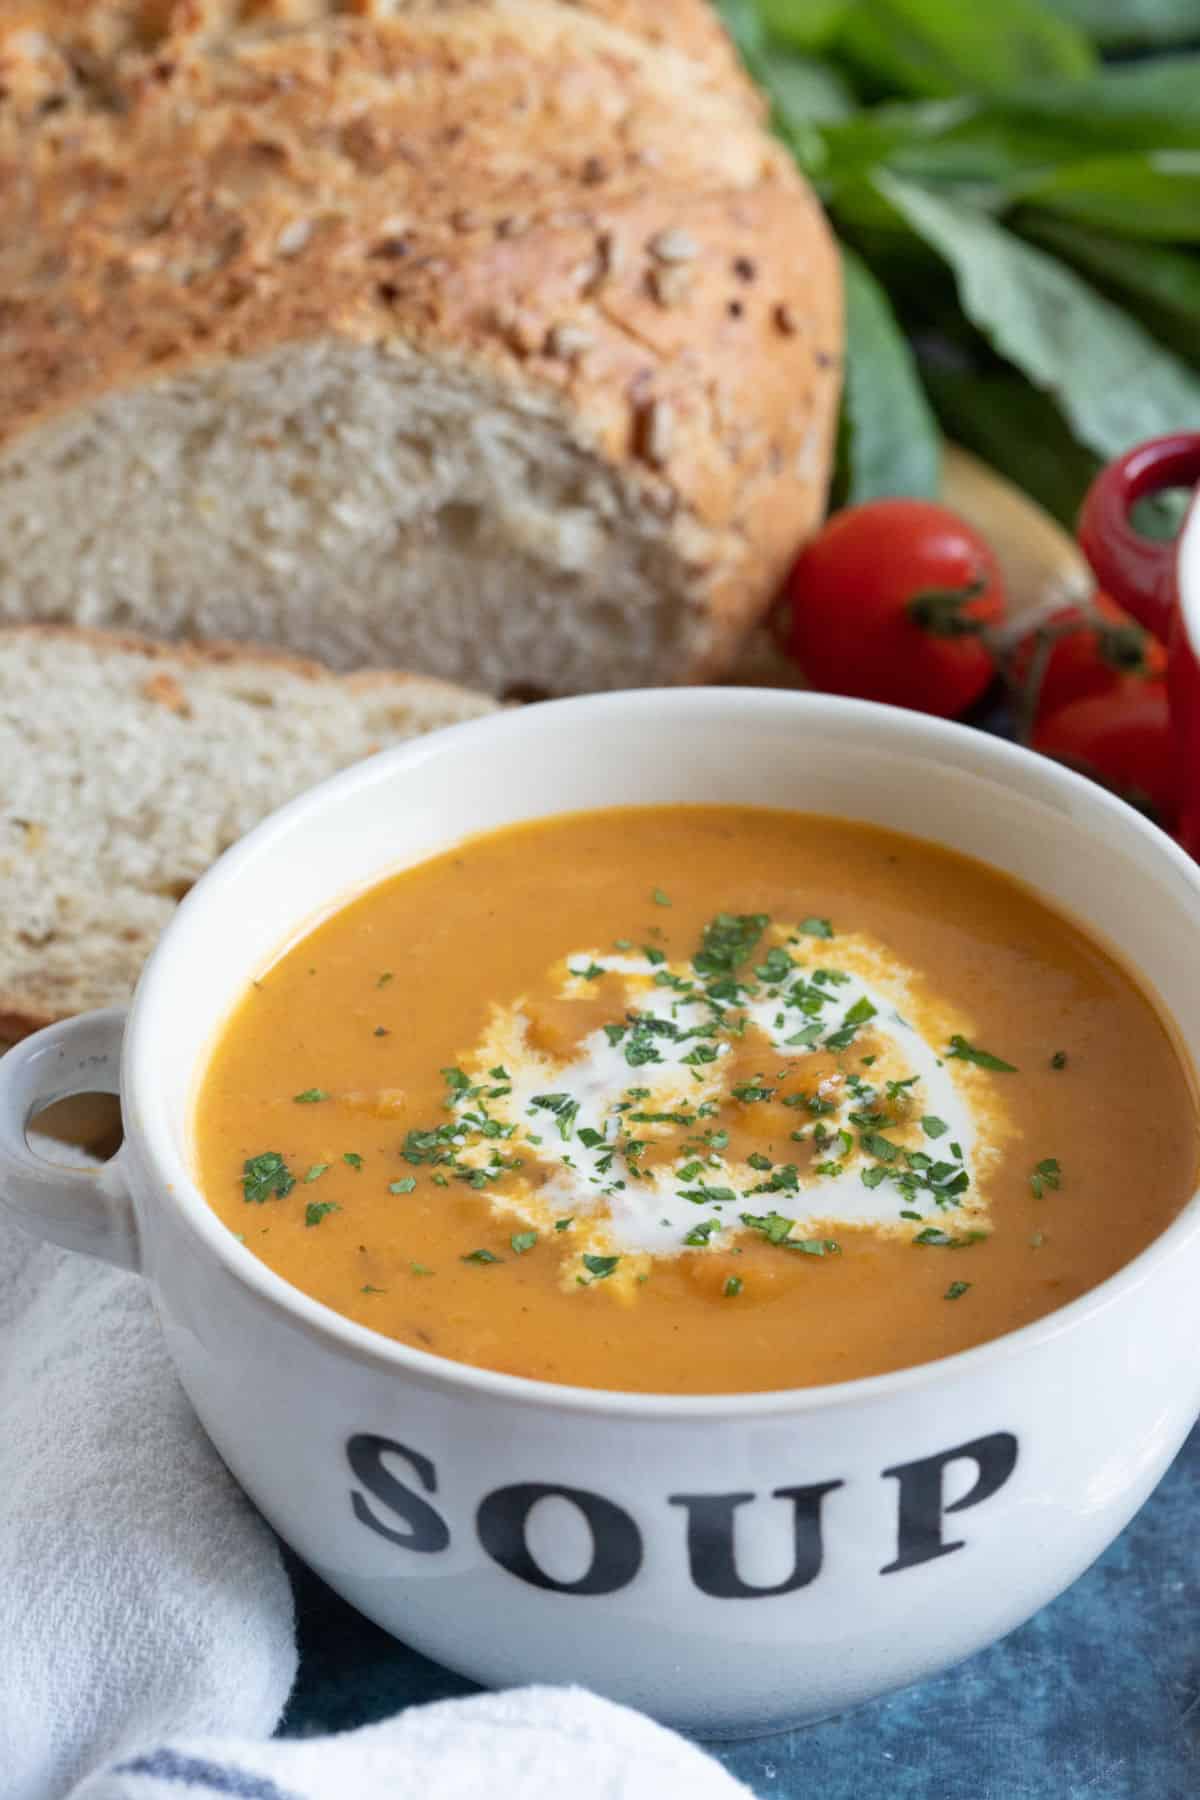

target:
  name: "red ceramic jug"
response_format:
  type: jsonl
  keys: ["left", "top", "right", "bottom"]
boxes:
{"left": 1078, "top": 433, "right": 1200, "bottom": 855}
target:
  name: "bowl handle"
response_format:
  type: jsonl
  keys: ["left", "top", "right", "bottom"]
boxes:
{"left": 0, "top": 1009, "right": 139, "bottom": 1271}
{"left": 1077, "top": 432, "right": 1200, "bottom": 641}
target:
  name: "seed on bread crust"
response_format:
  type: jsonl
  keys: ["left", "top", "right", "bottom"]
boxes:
{"left": 547, "top": 324, "right": 595, "bottom": 361}
{"left": 636, "top": 398, "right": 674, "bottom": 468}
{"left": 649, "top": 228, "right": 699, "bottom": 263}
{"left": 649, "top": 264, "right": 690, "bottom": 308}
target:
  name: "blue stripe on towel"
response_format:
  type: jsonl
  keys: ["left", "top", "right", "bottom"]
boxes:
{"left": 111, "top": 1748, "right": 302, "bottom": 1800}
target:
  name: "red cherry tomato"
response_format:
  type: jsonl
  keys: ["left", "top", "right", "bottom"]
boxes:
{"left": 781, "top": 499, "right": 1005, "bottom": 718}
{"left": 1009, "top": 590, "right": 1166, "bottom": 722}
{"left": 1032, "top": 680, "right": 1179, "bottom": 827}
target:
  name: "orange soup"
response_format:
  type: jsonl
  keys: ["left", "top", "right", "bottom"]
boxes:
{"left": 193, "top": 807, "right": 1200, "bottom": 1394}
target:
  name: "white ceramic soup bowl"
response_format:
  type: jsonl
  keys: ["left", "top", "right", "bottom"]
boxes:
{"left": 3, "top": 689, "right": 1200, "bottom": 1738}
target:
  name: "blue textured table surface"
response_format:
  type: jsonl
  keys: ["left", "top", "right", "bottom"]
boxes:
{"left": 279, "top": 1419, "right": 1200, "bottom": 1797}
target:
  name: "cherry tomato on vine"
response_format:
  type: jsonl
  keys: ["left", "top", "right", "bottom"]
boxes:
{"left": 1032, "top": 680, "right": 1179, "bottom": 828}
{"left": 1009, "top": 590, "right": 1166, "bottom": 722}
{"left": 780, "top": 499, "right": 1006, "bottom": 718}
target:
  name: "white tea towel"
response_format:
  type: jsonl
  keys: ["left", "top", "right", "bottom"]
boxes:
{"left": 74, "top": 1687, "right": 753, "bottom": 1799}
{"left": 0, "top": 1216, "right": 296, "bottom": 1800}
{"left": 0, "top": 1166, "right": 752, "bottom": 1800}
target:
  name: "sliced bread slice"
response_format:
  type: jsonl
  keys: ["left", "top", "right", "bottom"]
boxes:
{"left": 0, "top": 627, "right": 498, "bottom": 1038}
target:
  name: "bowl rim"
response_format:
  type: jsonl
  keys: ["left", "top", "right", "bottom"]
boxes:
{"left": 126, "top": 685, "right": 1200, "bottom": 1419}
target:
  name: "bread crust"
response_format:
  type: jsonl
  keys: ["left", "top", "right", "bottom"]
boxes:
{"left": 0, "top": 0, "right": 842, "bottom": 679}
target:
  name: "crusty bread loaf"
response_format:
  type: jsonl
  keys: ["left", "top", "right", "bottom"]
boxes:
{"left": 0, "top": 626, "right": 498, "bottom": 1037}
{"left": 0, "top": 0, "right": 841, "bottom": 696}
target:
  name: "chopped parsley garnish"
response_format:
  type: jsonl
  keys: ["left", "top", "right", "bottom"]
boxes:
{"left": 755, "top": 947, "right": 794, "bottom": 984}
{"left": 343, "top": 1152, "right": 364, "bottom": 1170}
{"left": 574, "top": 961, "right": 605, "bottom": 980}
{"left": 242, "top": 1152, "right": 294, "bottom": 1204}
{"left": 682, "top": 1043, "right": 720, "bottom": 1066}
{"left": 724, "top": 1275, "right": 743, "bottom": 1297}
{"left": 946, "top": 1035, "right": 1018, "bottom": 1073}
{"left": 619, "top": 1016, "right": 667, "bottom": 1068}
{"left": 462, "top": 1248, "right": 502, "bottom": 1264}
{"left": 361, "top": 1284, "right": 387, "bottom": 1294}
{"left": 860, "top": 1131, "right": 901, "bottom": 1163}
{"left": 693, "top": 912, "right": 769, "bottom": 979}
{"left": 885, "top": 1075, "right": 919, "bottom": 1101}
{"left": 677, "top": 1160, "right": 704, "bottom": 1181}
{"left": 389, "top": 1177, "right": 417, "bottom": 1194}
{"left": 376, "top": 972, "right": 393, "bottom": 988}
{"left": 303, "top": 1163, "right": 329, "bottom": 1184}
{"left": 789, "top": 1237, "right": 839, "bottom": 1257}
{"left": 785, "top": 1022, "right": 824, "bottom": 1049}
{"left": 684, "top": 1219, "right": 721, "bottom": 1246}
{"left": 1051, "top": 1050, "right": 1068, "bottom": 1070}
{"left": 945, "top": 1281, "right": 972, "bottom": 1300}
{"left": 582, "top": 1253, "right": 620, "bottom": 1280}
{"left": 293, "top": 1088, "right": 328, "bottom": 1104}
{"left": 411, "top": 1263, "right": 435, "bottom": 1276}
{"left": 304, "top": 1200, "right": 339, "bottom": 1227}
{"left": 403, "top": 1122, "right": 461, "bottom": 1165}
{"left": 441, "top": 1066, "right": 471, "bottom": 1098}
{"left": 747, "top": 1151, "right": 773, "bottom": 1171}
{"left": 554, "top": 1217, "right": 574, "bottom": 1231}
{"left": 732, "top": 1081, "right": 774, "bottom": 1103}
{"left": 577, "top": 1126, "right": 607, "bottom": 1149}
{"left": 740, "top": 1210, "right": 795, "bottom": 1244}
{"left": 678, "top": 1184, "right": 737, "bottom": 1205}
{"left": 748, "top": 1163, "right": 799, "bottom": 1196}
{"left": 490, "top": 1065, "right": 510, "bottom": 1080}
{"left": 1030, "top": 1157, "right": 1062, "bottom": 1199}
{"left": 799, "top": 916, "right": 834, "bottom": 939}
{"left": 913, "top": 1227, "right": 987, "bottom": 1248}
{"left": 921, "top": 1115, "right": 949, "bottom": 1139}
{"left": 511, "top": 1231, "right": 538, "bottom": 1254}
{"left": 643, "top": 945, "right": 667, "bottom": 966}
{"left": 652, "top": 888, "right": 672, "bottom": 907}
{"left": 861, "top": 1165, "right": 888, "bottom": 1190}
{"left": 530, "top": 1092, "right": 580, "bottom": 1140}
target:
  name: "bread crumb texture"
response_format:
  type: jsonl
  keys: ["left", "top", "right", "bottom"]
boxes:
{"left": 0, "top": 0, "right": 842, "bottom": 692}
{"left": 0, "top": 626, "right": 497, "bottom": 1033}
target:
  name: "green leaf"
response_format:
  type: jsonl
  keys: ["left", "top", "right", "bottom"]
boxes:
{"left": 1014, "top": 151, "right": 1200, "bottom": 241}
{"left": 836, "top": 246, "right": 941, "bottom": 504}
{"left": 1023, "top": 216, "right": 1200, "bottom": 347}
{"left": 999, "top": 54, "right": 1200, "bottom": 149}
{"left": 879, "top": 176, "right": 1200, "bottom": 461}
{"left": 1042, "top": 0, "right": 1200, "bottom": 47}
{"left": 764, "top": 50, "right": 858, "bottom": 126}
{"left": 835, "top": 0, "right": 1095, "bottom": 101}
{"left": 759, "top": 0, "right": 853, "bottom": 52}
